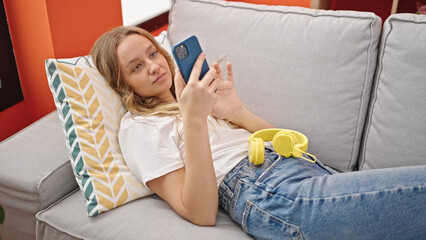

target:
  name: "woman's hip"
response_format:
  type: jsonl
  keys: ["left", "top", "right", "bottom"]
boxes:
{"left": 218, "top": 148, "right": 334, "bottom": 220}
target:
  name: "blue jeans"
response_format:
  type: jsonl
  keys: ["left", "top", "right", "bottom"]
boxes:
{"left": 219, "top": 148, "right": 426, "bottom": 240}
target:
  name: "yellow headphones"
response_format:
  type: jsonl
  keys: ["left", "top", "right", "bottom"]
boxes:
{"left": 248, "top": 128, "right": 317, "bottom": 165}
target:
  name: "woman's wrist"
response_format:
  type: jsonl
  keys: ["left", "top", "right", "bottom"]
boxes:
{"left": 182, "top": 114, "right": 208, "bottom": 128}
{"left": 227, "top": 104, "right": 248, "bottom": 126}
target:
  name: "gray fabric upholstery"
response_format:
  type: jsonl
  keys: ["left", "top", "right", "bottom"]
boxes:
{"left": 0, "top": 111, "right": 78, "bottom": 240}
{"left": 168, "top": 0, "right": 382, "bottom": 172}
{"left": 359, "top": 14, "right": 426, "bottom": 170}
{"left": 37, "top": 220, "right": 81, "bottom": 240}
{"left": 2, "top": 1, "right": 425, "bottom": 240}
{"left": 36, "top": 191, "right": 252, "bottom": 240}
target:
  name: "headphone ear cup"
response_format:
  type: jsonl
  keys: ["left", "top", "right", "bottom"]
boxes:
{"left": 249, "top": 137, "right": 265, "bottom": 165}
{"left": 272, "top": 132, "right": 294, "bottom": 158}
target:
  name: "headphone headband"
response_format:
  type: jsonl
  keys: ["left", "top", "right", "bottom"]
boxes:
{"left": 251, "top": 128, "right": 286, "bottom": 141}
{"left": 252, "top": 129, "right": 308, "bottom": 150}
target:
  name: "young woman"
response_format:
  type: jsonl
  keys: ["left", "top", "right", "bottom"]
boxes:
{"left": 91, "top": 26, "right": 426, "bottom": 239}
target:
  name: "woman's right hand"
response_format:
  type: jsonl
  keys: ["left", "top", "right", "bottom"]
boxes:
{"left": 174, "top": 53, "right": 218, "bottom": 121}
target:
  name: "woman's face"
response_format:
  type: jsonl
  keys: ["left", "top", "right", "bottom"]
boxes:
{"left": 117, "top": 34, "right": 174, "bottom": 102}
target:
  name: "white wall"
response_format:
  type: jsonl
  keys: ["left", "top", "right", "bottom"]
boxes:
{"left": 121, "top": 0, "right": 172, "bottom": 26}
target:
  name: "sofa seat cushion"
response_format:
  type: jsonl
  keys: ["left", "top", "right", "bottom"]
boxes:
{"left": 168, "top": 0, "right": 382, "bottom": 172}
{"left": 0, "top": 111, "right": 78, "bottom": 240}
{"left": 360, "top": 14, "right": 426, "bottom": 170}
{"left": 36, "top": 191, "right": 252, "bottom": 240}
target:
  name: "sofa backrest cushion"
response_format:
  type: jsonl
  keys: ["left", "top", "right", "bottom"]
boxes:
{"left": 168, "top": 0, "right": 381, "bottom": 172}
{"left": 359, "top": 14, "right": 426, "bottom": 170}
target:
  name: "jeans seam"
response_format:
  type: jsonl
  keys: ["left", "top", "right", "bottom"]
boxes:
{"left": 245, "top": 179, "right": 296, "bottom": 202}
{"left": 221, "top": 182, "right": 234, "bottom": 199}
{"left": 241, "top": 200, "right": 251, "bottom": 232}
{"left": 314, "top": 159, "right": 334, "bottom": 175}
{"left": 293, "top": 184, "right": 426, "bottom": 202}
{"left": 243, "top": 200, "right": 305, "bottom": 240}
{"left": 229, "top": 180, "right": 243, "bottom": 221}
{"left": 255, "top": 153, "right": 282, "bottom": 184}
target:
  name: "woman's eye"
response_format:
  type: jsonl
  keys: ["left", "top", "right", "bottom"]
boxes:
{"left": 132, "top": 64, "right": 142, "bottom": 72}
{"left": 150, "top": 51, "right": 158, "bottom": 58}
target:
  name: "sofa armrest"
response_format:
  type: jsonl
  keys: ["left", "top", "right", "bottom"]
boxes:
{"left": 0, "top": 111, "right": 78, "bottom": 239}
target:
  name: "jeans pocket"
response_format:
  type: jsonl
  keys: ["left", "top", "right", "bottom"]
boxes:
{"left": 242, "top": 200, "right": 304, "bottom": 240}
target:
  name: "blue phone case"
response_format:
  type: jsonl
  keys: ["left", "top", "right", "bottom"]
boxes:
{"left": 172, "top": 35, "right": 209, "bottom": 83}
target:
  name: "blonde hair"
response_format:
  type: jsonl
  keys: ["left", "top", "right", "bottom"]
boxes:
{"left": 91, "top": 26, "right": 180, "bottom": 117}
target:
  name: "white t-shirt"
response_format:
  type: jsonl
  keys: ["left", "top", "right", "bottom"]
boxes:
{"left": 118, "top": 112, "right": 250, "bottom": 187}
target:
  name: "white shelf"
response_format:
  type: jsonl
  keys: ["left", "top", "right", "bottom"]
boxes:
{"left": 121, "top": 0, "right": 172, "bottom": 26}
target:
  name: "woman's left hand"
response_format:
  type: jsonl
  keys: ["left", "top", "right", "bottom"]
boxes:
{"left": 210, "top": 62, "right": 244, "bottom": 121}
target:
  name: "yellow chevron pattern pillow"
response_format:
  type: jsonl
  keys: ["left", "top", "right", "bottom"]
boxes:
{"left": 45, "top": 56, "right": 152, "bottom": 216}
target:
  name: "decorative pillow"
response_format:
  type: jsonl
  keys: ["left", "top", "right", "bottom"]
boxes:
{"left": 45, "top": 32, "right": 171, "bottom": 216}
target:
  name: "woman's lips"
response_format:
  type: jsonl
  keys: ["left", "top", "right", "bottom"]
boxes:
{"left": 153, "top": 73, "right": 166, "bottom": 84}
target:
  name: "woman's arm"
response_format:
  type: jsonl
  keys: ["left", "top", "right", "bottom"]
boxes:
{"left": 211, "top": 62, "right": 274, "bottom": 133}
{"left": 147, "top": 53, "right": 219, "bottom": 226}
{"left": 147, "top": 117, "right": 218, "bottom": 226}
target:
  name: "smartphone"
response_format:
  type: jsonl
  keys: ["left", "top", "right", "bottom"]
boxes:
{"left": 172, "top": 35, "right": 210, "bottom": 84}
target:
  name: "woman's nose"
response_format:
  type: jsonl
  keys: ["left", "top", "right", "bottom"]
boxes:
{"left": 148, "top": 60, "right": 160, "bottom": 75}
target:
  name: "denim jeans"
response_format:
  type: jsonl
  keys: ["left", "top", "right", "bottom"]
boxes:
{"left": 219, "top": 148, "right": 426, "bottom": 240}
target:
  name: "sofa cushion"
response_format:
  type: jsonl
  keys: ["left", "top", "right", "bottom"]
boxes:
{"left": 168, "top": 0, "right": 382, "bottom": 172}
{"left": 359, "top": 14, "right": 426, "bottom": 170}
{"left": 36, "top": 191, "right": 252, "bottom": 240}
{"left": 44, "top": 32, "right": 173, "bottom": 216}
{"left": 45, "top": 56, "right": 151, "bottom": 217}
{"left": 0, "top": 111, "right": 77, "bottom": 240}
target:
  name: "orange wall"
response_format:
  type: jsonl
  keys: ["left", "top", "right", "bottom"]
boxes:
{"left": 46, "top": 0, "right": 122, "bottom": 58}
{"left": 0, "top": 0, "right": 122, "bottom": 142}
{"left": 1, "top": 0, "right": 55, "bottom": 142}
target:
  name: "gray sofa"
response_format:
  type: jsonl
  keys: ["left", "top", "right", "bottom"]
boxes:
{"left": 1, "top": 0, "right": 425, "bottom": 239}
